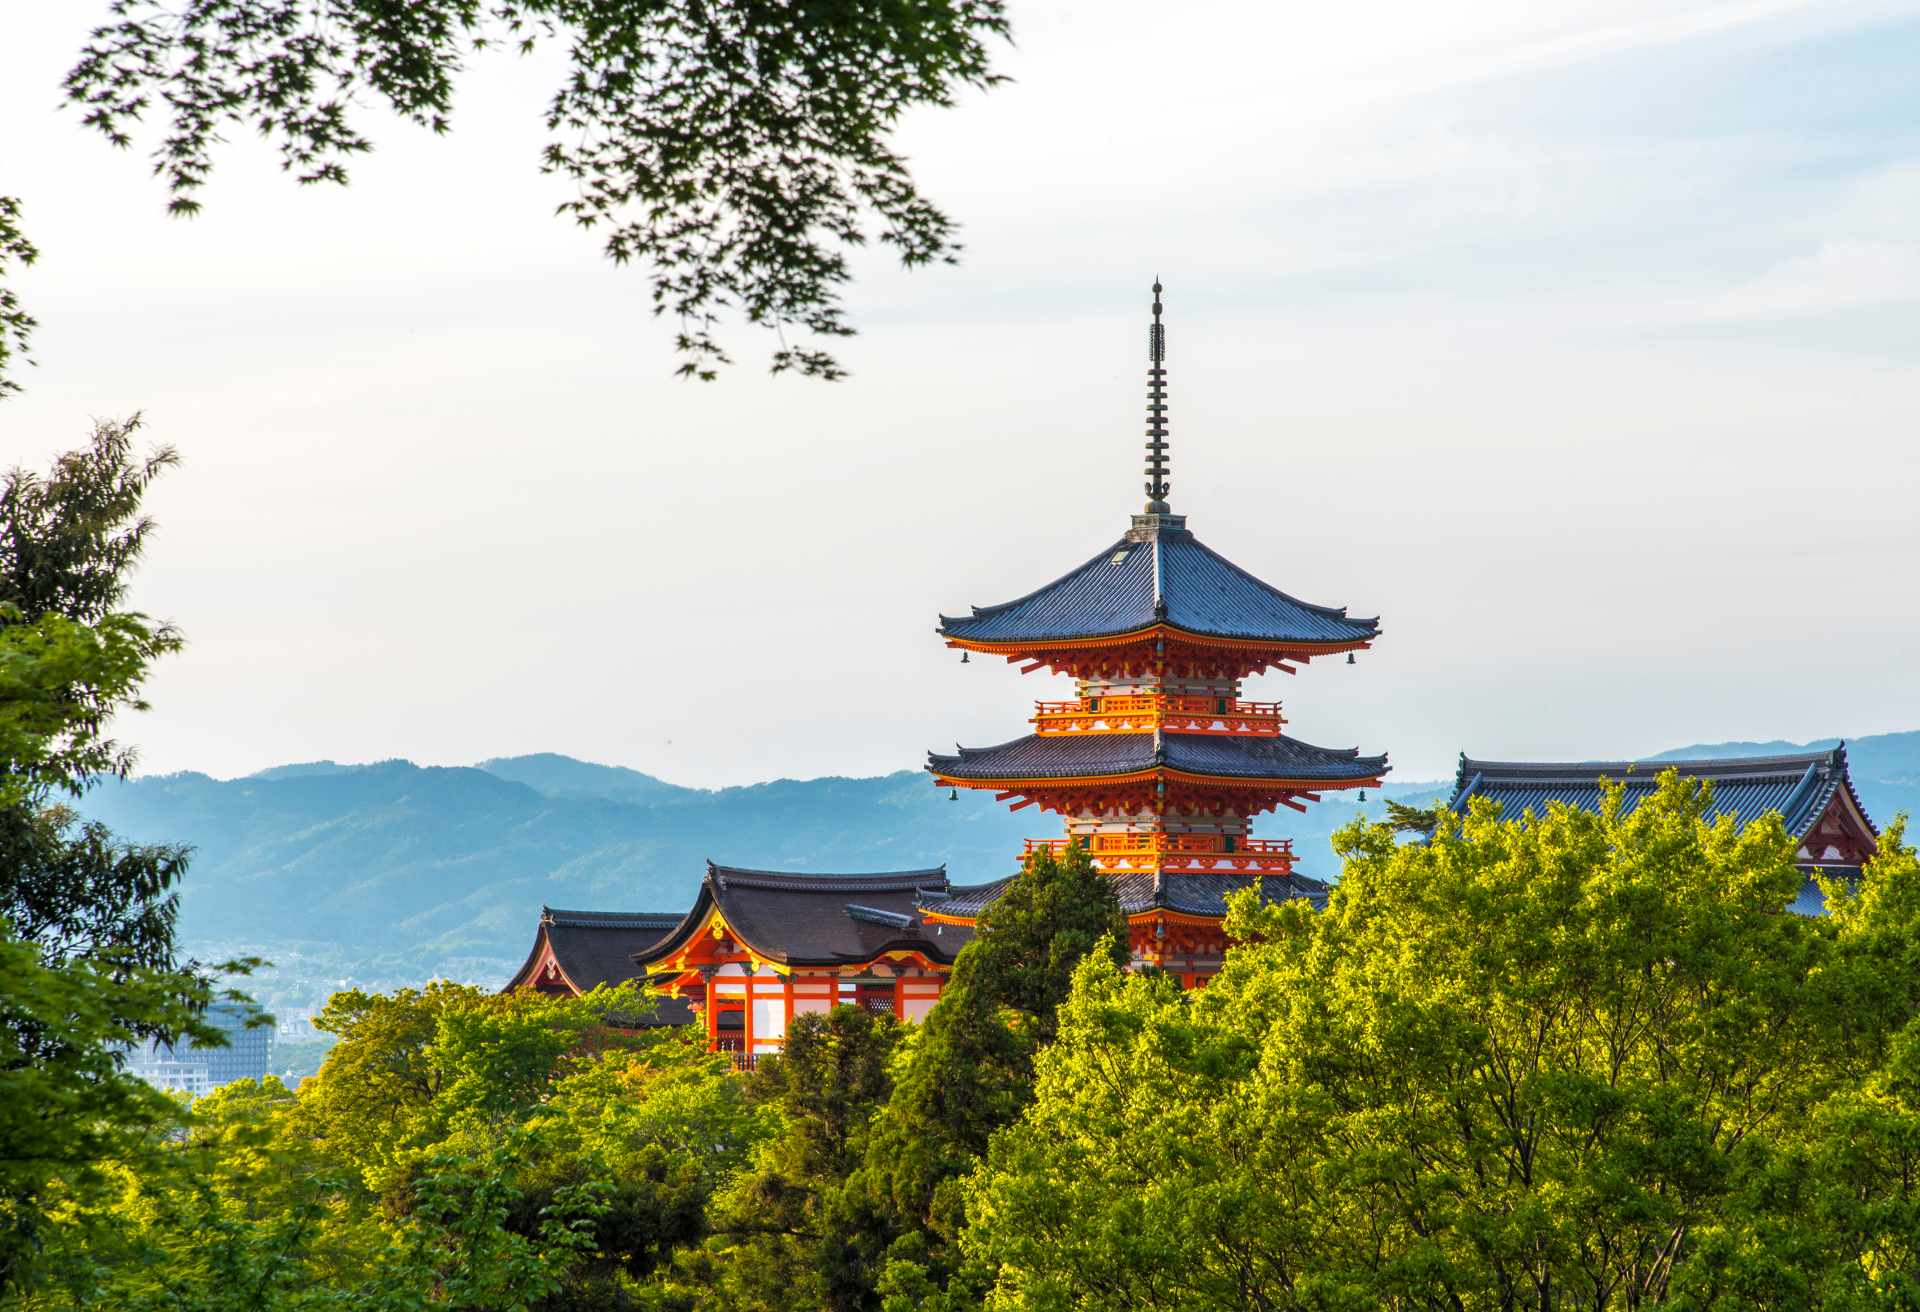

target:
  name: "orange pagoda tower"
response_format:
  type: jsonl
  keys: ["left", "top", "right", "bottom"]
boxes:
{"left": 919, "top": 283, "right": 1388, "bottom": 984}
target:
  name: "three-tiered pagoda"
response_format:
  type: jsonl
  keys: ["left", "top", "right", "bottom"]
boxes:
{"left": 918, "top": 284, "right": 1389, "bottom": 984}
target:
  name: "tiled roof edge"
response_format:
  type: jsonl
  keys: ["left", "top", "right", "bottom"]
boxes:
{"left": 707, "top": 861, "right": 949, "bottom": 893}
{"left": 544, "top": 909, "right": 686, "bottom": 928}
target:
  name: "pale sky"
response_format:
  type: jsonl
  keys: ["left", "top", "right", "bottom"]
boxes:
{"left": 4, "top": 0, "right": 1919, "bottom": 794}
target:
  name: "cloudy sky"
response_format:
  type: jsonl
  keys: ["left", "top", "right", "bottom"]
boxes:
{"left": 4, "top": 0, "right": 1918, "bottom": 807}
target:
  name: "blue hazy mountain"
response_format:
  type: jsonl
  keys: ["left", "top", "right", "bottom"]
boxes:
{"left": 78, "top": 755, "right": 1439, "bottom": 970}
{"left": 78, "top": 732, "right": 1916, "bottom": 989}
{"left": 1645, "top": 730, "right": 1919, "bottom": 826}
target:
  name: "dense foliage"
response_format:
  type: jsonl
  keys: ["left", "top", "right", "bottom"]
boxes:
{"left": 28, "top": 981, "right": 764, "bottom": 1311}
{"left": 967, "top": 780, "right": 1920, "bottom": 1310}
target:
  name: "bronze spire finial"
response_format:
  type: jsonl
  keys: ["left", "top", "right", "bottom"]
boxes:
{"left": 1144, "top": 278, "right": 1171, "bottom": 514}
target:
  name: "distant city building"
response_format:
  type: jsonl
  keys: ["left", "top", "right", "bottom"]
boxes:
{"left": 126, "top": 1002, "right": 273, "bottom": 1093}
{"left": 135, "top": 1059, "right": 212, "bottom": 1097}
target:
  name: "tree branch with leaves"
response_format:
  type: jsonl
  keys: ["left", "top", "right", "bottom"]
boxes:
{"left": 18, "top": 0, "right": 1010, "bottom": 395}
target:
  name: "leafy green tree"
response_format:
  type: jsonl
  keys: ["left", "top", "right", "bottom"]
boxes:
{"left": 292, "top": 979, "right": 654, "bottom": 1191}
{"left": 1, "top": 416, "right": 182, "bottom": 800}
{"left": 516, "top": 1029, "right": 777, "bottom": 1306}
{"left": 27, "top": 1074, "right": 607, "bottom": 1312}
{"left": 965, "top": 775, "right": 1920, "bottom": 1311}
{"left": 657, "top": 1005, "right": 905, "bottom": 1311}
{"left": 0, "top": 0, "right": 1012, "bottom": 395}
{"left": 859, "top": 843, "right": 1126, "bottom": 1310}
{"left": 0, "top": 933, "right": 243, "bottom": 1300}
{"left": 1382, "top": 795, "right": 1443, "bottom": 833}
{"left": 0, "top": 420, "right": 240, "bottom": 1297}
{"left": 37, "top": 982, "right": 771, "bottom": 1310}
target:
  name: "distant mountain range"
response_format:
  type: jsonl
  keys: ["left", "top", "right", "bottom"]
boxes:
{"left": 79, "top": 733, "right": 1918, "bottom": 998}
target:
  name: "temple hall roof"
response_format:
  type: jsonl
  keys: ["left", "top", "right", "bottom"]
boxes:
{"left": 929, "top": 730, "right": 1388, "bottom": 785}
{"left": 1448, "top": 747, "right": 1875, "bottom": 842}
{"left": 505, "top": 908, "right": 695, "bottom": 1022}
{"left": 936, "top": 525, "right": 1379, "bottom": 648}
{"left": 922, "top": 870, "right": 1330, "bottom": 922}
{"left": 634, "top": 863, "right": 971, "bottom": 969}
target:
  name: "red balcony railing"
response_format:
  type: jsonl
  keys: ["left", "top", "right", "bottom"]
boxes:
{"left": 1024, "top": 834, "right": 1295, "bottom": 874}
{"left": 1032, "top": 694, "right": 1284, "bottom": 738}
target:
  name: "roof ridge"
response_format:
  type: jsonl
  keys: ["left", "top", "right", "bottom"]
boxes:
{"left": 544, "top": 908, "right": 685, "bottom": 926}
{"left": 711, "top": 864, "right": 949, "bottom": 892}
{"left": 1462, "top": 751, "right": 1840, "bottom": 777}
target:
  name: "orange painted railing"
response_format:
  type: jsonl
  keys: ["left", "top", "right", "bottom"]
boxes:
{"left": 1024, "top": 834, "right": 1294, "bottom": 873}
{"left": 1032, "top": 695, "right": 1285, "bottom": 738}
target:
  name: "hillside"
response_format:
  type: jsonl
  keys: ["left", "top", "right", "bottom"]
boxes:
{"left": 80, "top": 731, "right": 1916, "bottom": 1007}
{"left": 79, "top": 756, "right": 1442, "bottom": 994}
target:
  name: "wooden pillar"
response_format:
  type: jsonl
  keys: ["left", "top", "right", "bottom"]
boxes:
{"left": 891, "top": 971, "right": 903, "bottom": 1019}
{"left": 704, "top": 972, "right": 718, "bottom": 1048}
{"left": 742, "top": 963, "right": 755, "bottom": 1057}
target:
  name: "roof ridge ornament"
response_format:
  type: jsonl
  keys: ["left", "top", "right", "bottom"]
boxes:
{"left": 1130, "top": 278, "right": 1188, "bottom": 538}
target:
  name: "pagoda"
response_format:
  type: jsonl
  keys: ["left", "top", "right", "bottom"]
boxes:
{"left": 919, "top": 283, "right": 1389, "bottom": 983}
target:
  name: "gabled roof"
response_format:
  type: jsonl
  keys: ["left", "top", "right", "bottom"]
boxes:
{"left": 936, "top": 524, "right": 1379, "bottom": 648}
{"left": 633, "top": 863, "right": 970, "bottom": 969}
{"left": 1447, "top": 746, "right": 1877, "bottom": 843}
{"left": 922, "top": 870, "right": 1330, "bottom": 922}
{"left": 505, "top": 908, "right": 695, "bottom": 1022}
{"left": 929, "top": 731, "right": 1388, "bottom": 785}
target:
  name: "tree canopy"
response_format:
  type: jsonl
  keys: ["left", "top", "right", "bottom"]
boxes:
{"left": 965, "top": 777, "right": 1920, "bottom": 1310}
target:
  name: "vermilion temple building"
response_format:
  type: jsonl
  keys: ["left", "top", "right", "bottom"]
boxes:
{"left": 505, "top": 285, "right": 1881, "bottom": 1059}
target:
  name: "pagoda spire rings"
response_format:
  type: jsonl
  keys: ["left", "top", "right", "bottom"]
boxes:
{"left": 1144, "top": 279, "right": 1171, "bottom": 515}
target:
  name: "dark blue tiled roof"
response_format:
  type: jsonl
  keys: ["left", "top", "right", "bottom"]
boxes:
{"left": 929, "top": 731, "right": 1388, "bottom": 784}
{"left": 1448, "top": 747, "right": 1874, "bottom": 842}
{"left": 922, "top": 871, "right": 1329, "bottom": 921}
{"left": 938, "top": 525, "right": 1378, "bottom": 646}
{"left": 633, "top": 863, "right": 969, "bottom": 967}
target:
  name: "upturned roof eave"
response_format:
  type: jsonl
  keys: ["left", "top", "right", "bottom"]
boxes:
{"left": 925, "top": 761, "right": 1390, "bottom": 790}
{"left": 937, "top": 616, "right": 1381, "bottom": 651}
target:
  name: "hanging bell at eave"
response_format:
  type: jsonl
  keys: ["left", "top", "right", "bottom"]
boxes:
{"left": 961, "top": 651, "right": 970, "bottom": 664}
{"left": 1358, "top": 789, "right": 1367, "bottom": 802}
{"left": 1347, "top": 652, "right": 1357, "bottom": 665}
{"left": 948, "top": 788, "right": 958, "bottom": 802}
